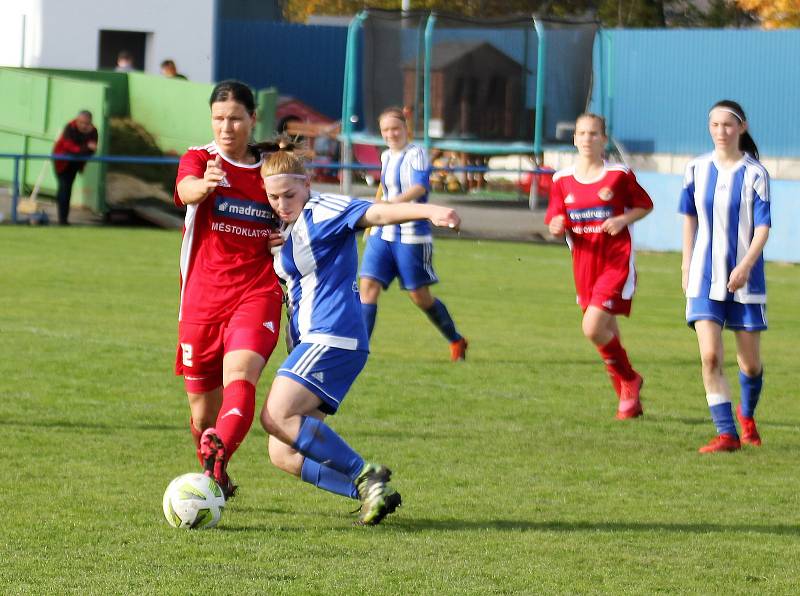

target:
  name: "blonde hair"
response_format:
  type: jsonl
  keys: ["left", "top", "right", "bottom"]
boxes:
{"left": 575, "top": 112, "right": 607, "bottom": 135}
{"left": 259, "top": 143, "right": 307, "bottom": 178}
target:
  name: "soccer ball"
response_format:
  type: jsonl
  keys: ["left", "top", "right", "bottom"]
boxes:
{"left": 162, "top": 473, "right": 226, "bottom": 530}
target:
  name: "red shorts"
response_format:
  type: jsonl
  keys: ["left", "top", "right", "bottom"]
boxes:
{"left": 577, "top": 268, "right": 634, "bottom": 317}
{"left": 176, "top": 291, "right": 282, "bottom": 393}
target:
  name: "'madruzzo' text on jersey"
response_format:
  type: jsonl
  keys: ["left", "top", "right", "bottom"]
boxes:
{"left": 274, "top": 192, "right": 372, "bottom": 351}
{"left": 175, "top": 142, "right": 280, "bottom": 323}
{"left": 545, "top": 164, "right": 653, "bottom": 301}
{"left": 679, "top": 153, "right": 770, "bottom": 304}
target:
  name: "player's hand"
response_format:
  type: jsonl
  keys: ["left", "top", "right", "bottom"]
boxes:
{"left": 727, "top": 263, "right": 751, "bottom": 292}
{"left": 203, "top": 156, "right": 225, "bottom": 193}
{"left": 548, "top": 214, "right": 565, "bottom": 236}
{"left": 429, "top": 206, "right": 460, "bottom": 231}
{"left": 86, "top": 140, "right": 97, "bottom": 152}
{"left": 681, "top": 267, "right": 689, "bottom": 294}
{"left": 267, "top": 231, "right": 285, "bottom": 256}
{"left": 601, "top": 215, "right": 627, "bottom": 236}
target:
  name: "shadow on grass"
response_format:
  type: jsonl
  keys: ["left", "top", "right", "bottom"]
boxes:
{"left": 214, "top": 516, "right": 800, "bottom": 536}
{"left": 390, "top": 518, "right": 800, "bottom": 536}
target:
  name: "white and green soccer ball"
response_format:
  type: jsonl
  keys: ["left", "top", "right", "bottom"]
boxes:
{"left": 162, "top": 473, "right": 225, "bottom": 530}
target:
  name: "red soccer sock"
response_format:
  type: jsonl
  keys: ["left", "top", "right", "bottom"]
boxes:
{"left": 214, "top": 379, "right": 256, "bottom": 461}
{"left": 597, "top": 336, "right": 637, "bottom": 383}
{"left": 189, "top": 417, "right": 203, "bottom": 466}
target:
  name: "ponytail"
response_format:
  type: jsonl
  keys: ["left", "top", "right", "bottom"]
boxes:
{"left": 739, "top": 131, "right": 759, "bottom": 161}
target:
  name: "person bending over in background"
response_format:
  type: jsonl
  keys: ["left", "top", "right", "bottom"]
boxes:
{"left": 52, "top": 110, "right": 98, "bottom": 225}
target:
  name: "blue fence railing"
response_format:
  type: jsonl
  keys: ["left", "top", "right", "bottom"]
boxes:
{"left": 1, "top": 152, "right": 554, "bottom": 224}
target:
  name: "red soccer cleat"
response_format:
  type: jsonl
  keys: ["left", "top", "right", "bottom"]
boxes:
{"left": 698, "top": 433, "right": 741, "bottom": 453}
{"left": 736, "top": 405, "right": 762, "bottom": 446}
{"left": 450, "top": 337, "right": 468, "bottom": 361}
{"left": 200, "top": 428, "right": 237, "bottom": 499}
{"left": 616, "top": 373, "right": 643, "bottom": 419}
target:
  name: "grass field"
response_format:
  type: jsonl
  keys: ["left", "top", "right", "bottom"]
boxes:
{"left": 2, "top": 227, "right": 799, "bottom": 594}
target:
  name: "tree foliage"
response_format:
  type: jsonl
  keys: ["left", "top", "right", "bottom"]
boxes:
{"left": 282, "top": 0, "right": 756, "bottom": 27}
{"left": 736, "top": 0, "right": 800, "bottom": 28}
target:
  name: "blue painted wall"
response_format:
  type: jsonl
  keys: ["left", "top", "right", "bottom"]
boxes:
{"left": 592, "top": 29, "right": 800, "bottom": 157}
{"left": 217, "top": 20, "right": 348, "bottom": 119}
{"left": 633, "top": 172, "right": 799, "bottom": 263}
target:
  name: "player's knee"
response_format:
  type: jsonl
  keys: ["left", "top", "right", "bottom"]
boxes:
{"left": 260, "top": 407, "right": 279, "bottom": 436}
{"left": 267, "top": 438, "right": 295, "bottom": 473}
{"left": 581, "top": 320, "right": 603, "bottom": 344}
{"left": 359, "top": 279, "right": 381, "bottom": 302}
{"left": 739, "top": 361, "right": 762, "bottom": 377}
{"left": 409, "top": 289, "right": 434, "bottom": 309}
{"left": 700, "top": 351, "right": 722, "bottom": 374}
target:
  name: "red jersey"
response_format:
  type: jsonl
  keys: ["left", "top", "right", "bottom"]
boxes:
{"left": 174, "top": 142, "right": 280, "bottom": 323}
{"left": 545, "top": 164, "right": 653, "bottom": 310}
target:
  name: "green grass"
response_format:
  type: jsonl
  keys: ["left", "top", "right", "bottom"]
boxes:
{"left": 2, "top": 227, "right": 799, "bottom": 594}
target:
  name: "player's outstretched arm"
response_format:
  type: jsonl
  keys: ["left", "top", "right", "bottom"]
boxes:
{"left": 385, "top": 184, "right": 427, "bottom": 204}
{"left": 359, "top": 202, "right": 460, "bottom": 230}
{"left": 177, "top": 156, "right": 225, "bottom": 205}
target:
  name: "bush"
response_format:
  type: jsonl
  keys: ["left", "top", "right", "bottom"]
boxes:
{"left": 108, "top": 118, "right": 177, "bottom": 192}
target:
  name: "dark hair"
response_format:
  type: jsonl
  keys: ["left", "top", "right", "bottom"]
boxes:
{"left": 77, "top": 110, "right": 93, "bottom": 120}
{"left": 210, "top": 80, "right": 256, "bottom": 115}
{"left": 575, "top": 112, "right": 607, "bottom": 135}
{"left": 160, "top": 59, "right": 176, "bottom": 70}
{"left": 117, "top": 50, "right": 133, "bottom": 62}
{"left": 710, "top": 100, "right": 759, "bottom": 160}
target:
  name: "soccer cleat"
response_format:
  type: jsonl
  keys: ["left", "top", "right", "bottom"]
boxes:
{"left": 616, "top": 373, "right": 643, "bottom": 419}
{"left": 351, "top": 486, "right": 402, "bottom": 525}
{"left": 354, "top": 463, "right": 397, "bottom": 526}
{"left": 616, "top": 397, "right": 643, "bottom": 420}
{"left": 736, "top": 405, "right": 762, "bottom": 446}
{"left": 450, "top": 337, "right": 468, "bottom": 361}
{"left": 698, "top": 433, "right": 741, "bottom": 453}
{"left": 200, "top": 428, "right": 237, "bottom": 500}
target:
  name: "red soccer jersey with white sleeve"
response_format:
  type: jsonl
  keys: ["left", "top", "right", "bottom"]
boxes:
{"left": 544, "top": 164, "right": 653, "bottom": 309}
{"left": 174, "top": 142, "right": 280, "bottom": 323}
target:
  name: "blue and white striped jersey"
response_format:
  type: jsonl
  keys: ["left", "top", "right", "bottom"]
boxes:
{"left": 371, "top": 143, "right": 431, "bottom": 243}
{"left": 273, "top": 192, "right": 373, "bottom": 351}
{"left": 679, "top": 152, "right": 771, "bottom": 304}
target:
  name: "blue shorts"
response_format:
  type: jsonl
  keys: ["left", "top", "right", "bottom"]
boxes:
{"left": 686, "top": 297, "right": 768, "bottom": 331}
{"left": 277, "top": 343, "right": 369, "bottom": 414}
{"left": 360, "top": 235, "right": 438, "bottom": 291}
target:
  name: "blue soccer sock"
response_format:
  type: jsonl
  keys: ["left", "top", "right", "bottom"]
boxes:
{"left": 424, "top": 298, "right": 461, "bottom": 342}
{"left": 293, "top": 416, "right": 364, "bottom": 480}
{"left": 707, "top": 394, "right": 738, "bottom": 437}
{"left": 300, "top": 458, "right": 359, "bottom": 500}
{"left": 738, "top": 369, "right": 763, "bottom": 418}
{"left": 362, "top": 302, "right": 378, "bottom": 338}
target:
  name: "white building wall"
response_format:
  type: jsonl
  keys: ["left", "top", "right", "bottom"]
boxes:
{"left": 0, "top": 0, "right": 217, "bottom": 82}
